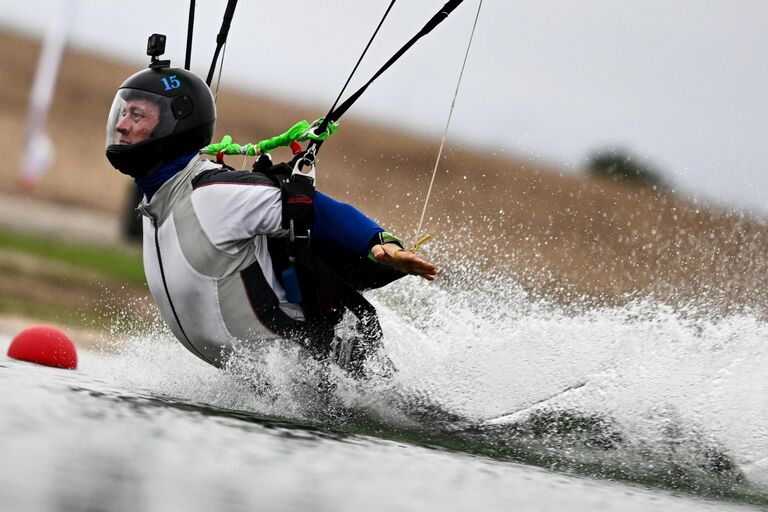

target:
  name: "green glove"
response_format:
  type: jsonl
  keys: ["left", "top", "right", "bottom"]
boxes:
{"left": 367, "top": 231, "right": 404, "bottom": 265}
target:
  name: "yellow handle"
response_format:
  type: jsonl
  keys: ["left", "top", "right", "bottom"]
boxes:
{"left": 409, "top": 234, "right": 432, "bottom": 253}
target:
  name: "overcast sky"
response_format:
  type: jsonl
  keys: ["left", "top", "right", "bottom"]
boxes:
{"left": 2, "top": 0, "right": 766, "bottom": 215}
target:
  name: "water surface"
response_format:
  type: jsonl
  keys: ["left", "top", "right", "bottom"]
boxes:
{"left": 2, "top": 277, "right": 767, "bottom": 511}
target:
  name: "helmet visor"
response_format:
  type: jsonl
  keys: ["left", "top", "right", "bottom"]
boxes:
{"left": 106, "top": 89, "right": 178, "bottom": 148}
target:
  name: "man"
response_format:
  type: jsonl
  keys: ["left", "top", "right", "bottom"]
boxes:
{"left": 114, "top": 96, "right": 160, "bottom": 145}
{"left": 106, "top": 61, "right": 436, "bottom": 375}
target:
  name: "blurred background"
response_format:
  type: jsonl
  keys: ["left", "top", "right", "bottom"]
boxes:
{"left": 2, "top": 4, "right": 768, "bottom": 509}
{"left": 0, "top": 0, "right": 767, "bottom": 329}
{"left": 3, "top": 0, "right": 767, "bottom": 211}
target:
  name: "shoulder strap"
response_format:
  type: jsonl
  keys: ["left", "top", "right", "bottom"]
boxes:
{"left": 257, "top": 155, "right": 385, "bottom": 359}
{"left": 279, "top": 174, "right": 315, "bottom": 240}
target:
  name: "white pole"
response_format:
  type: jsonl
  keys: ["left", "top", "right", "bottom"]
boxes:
{"left": 18, "top": 0, "right": 77, "bottom": 190}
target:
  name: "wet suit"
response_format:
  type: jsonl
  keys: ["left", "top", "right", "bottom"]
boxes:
{"left": 135, "top": 153, "right": 403, "bottom": 371}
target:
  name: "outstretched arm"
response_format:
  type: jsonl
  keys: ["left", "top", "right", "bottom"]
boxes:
{"left": 312, "top": 192, "right": 383, "bottom": 256}
{"left": 313, "top": 192, "right": 437, "bottom": 280}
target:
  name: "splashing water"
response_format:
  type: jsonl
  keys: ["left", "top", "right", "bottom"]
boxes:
{"left": 80, "top": 262, "right": 768, "bottom": 504}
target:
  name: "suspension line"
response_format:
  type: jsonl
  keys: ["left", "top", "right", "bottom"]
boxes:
{"left": 415, "top": 0, "right": 483, "bottom": 239}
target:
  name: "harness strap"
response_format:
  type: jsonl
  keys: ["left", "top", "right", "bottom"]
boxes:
{"left": 255, "top": 156, "right": 387, "bottom": 370}
{"left": 310, "top": 0, "right": 464, "bottom": 154}
{"left": 184, "top": 0, "right": 195, "bottom": 70}
{"left": 279, "top": 173, "right": 315, "bottom": 240}
{"left": 274, "top": 160, "right": 383, "bottom": 340}
{"left": 319, "top": 0, "right": 397, "bottom": 132}
{"left": 206, "top": 0, "right": 239, "bottom": 86}
{"left": 294, "top": 246, "right": 383, "bottom": 345}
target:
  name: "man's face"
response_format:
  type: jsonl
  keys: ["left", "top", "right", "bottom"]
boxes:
{"left": 115, "top": 99, "right": 160, "bottom": 144}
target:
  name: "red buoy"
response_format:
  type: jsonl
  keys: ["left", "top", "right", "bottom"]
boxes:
{"left": 7, "top": 325, "right": 78, "bottom": 369}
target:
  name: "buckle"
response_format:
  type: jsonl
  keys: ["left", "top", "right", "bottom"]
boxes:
{"left": 291, "top": 147, "right": 317, "bottom": 183}
{"left": 288, "top": 219, "right": 311, "bottom": 243}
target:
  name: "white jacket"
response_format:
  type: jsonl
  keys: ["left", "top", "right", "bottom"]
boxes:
{"left": 138, "top": 156, "right": 305, "bottom": 367}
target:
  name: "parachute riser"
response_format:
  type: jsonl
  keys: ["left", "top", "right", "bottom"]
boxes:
{"left": 309, "top": 0, "right": 466, "bottom": 164}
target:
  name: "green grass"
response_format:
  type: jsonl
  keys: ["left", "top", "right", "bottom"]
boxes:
{"left": 0, "top": 295, "right": 99, "bottom": 327}
{"left": 0, "top": 229, "right": 144, "bottom": 285}
{"left": 0, "top": 227, "right": 148, "bottom": 327}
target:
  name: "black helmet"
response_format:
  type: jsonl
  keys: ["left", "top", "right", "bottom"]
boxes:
{"left": 105, "top": 64, "right": 215, "bottom": 177}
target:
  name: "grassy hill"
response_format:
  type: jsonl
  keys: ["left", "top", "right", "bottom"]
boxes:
{"left": 1, "top": 28, "right": 767, "bottom": 323}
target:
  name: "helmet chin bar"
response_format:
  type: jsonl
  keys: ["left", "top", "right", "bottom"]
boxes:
{"left": 106, "top": 140, "right": 166, "bottom": 178}
{"left": 106, "top": 122, "right": 214, "bottom": 178}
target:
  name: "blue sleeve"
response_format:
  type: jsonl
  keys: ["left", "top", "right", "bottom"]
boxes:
{"left": 312, "top": 192, "right": 383, "bottom": 256}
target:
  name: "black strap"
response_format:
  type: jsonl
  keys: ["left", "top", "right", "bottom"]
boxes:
{"left": 294, "top": 247, "right": 383, "bottom": 345}
{"left": 264, "top": 160, "right": 386, "bottom": 350}
{"left": 206, "top": 0, "right": 239, "bottom": 86}
{"left": 276, "top": 166, "right": 375, "bottom": 331}
{"left": 279, "top": 174, "right": 315, "bottom": 238}
{"left": 311, "top": 0, "right": 464, "bottom": 152}
{"left": 184, "top": 0, "right": 195, "bottom": 70}
{"left": 319, "top": 0, "right": 397, "bottom": 131}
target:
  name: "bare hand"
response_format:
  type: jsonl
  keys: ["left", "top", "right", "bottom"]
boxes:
{"left": 370, "top": 243, "right": 437, "bottom": 281}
